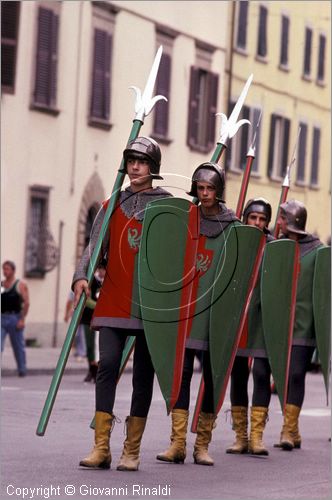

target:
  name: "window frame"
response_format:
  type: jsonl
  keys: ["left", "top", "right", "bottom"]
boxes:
{"left": 279, "top": 14, "right": 290, "bottom": 71}
{"left": 235, "top": 1, "right": 249, "bottom": 53}
{"left": 256, "top": 4, "right": 268, "bottom": 62}
{"left": 267, "top": 114, "right": 291, "bottom": 181}
{"left": 310, "top": 126, "right": 321, "bottom": 189}
{"left": 316, "top": 32, "right": 326, "bottom": 85}
{"left": 88, "top": 4, "right": 117, "bottom": 130}
{"left": 295, "top": 121, "right": 308, "bottom": 187}
{"left": 30, "top": 1, "right": 61, "bottom": 115}
{"left": 1, "top": 1, "right": 21, "bottom": 94}
{"left": 302, "top": 26, "right": 313, "bottom": 81}
{"left": 24, "top": 186, "right": 51, "bottom": 278}
{"left": 151, "top": 26, "right": 178, "bottom": 144}
{"left": 227, "top": 105, "right": 262, "bottom": 176}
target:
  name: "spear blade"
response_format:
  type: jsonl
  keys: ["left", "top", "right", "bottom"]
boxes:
{"left": 247, "top": 110, "right": 262, "bottom": 157}
{"left": 130, "top": 45, "right": 168, "bottom": 121}
{"left": 217, "top": 73, "right": 253, "bottom": 145}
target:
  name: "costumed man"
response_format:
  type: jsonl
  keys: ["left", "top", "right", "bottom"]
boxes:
{"left": 72, "top": 137, "right": 172, "bottom": 471}
{"left": 226, "top": 198, "right": 274, "bottom": 456}
{"left": 157, "top": 162, "right": 240, "bottom": 466}
{"left": 274, "top": 199, "right": 324, "bottom": 451}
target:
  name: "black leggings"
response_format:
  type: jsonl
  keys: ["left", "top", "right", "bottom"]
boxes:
{"left": 96, "top": 327, "right": 154, "bottom": 417}
{"left": 174, "top": 349, "right": 214, "bottom": 413}
{"left": 287, "top": 345, "right": 315, "bottom": 407}
{"left": 230, "top": 355, "right": 271, "bottom": 408}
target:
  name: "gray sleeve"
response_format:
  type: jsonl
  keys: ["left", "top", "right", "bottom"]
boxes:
{"left": 72, "top": 205, "right": 109, "bottom": 288}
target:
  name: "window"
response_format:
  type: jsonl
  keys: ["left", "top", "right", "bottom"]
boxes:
{"left": 236, "top": 1, "right": 249, "bottom": 51}
{"left": 227, "top": 105, "right": 261, "bottom": 174}
{"left": 257, "top": 5, "right": 268, "bottom": 59}
{"left": 89, "top": 4, "right": 116, "bottom": 129}
{"left": 310, "top": 127, "right": 321, "bottom": 187}
{"left": 296, "top": 123, "right": 308, "bottom": 185}
{"left": 25, "top": 187, "right": 58, "bottom": 277}
{"left": 267, "top": 114, "right": 290, "bottom": 180}
{"left": 32, "top": 3, "right": 60, "bottom": 113}
{"left": 317, "top": 34, "right": 326, "bottom": 83}
{"left": 279, "top": 15, "right": 289, "bottom": 68}
{"left": 187, "top": 43, "right": 218, "bottom": 153}
{"left": 152, "top": 27, "right": 177, "bottom": 142}
{"left": 1, "top": 1, "right": 20, "bottom": 93}
{"left": 303, "top": 27, "right": 312, "bottom": 78}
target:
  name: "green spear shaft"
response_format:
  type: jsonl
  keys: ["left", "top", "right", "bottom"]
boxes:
{"left": 36, "top": 46, "right": 167, "bottom": 436}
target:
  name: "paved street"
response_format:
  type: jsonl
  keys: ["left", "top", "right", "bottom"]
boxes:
{"left": 0, "top": 363, "right": 330, "bottom": 500}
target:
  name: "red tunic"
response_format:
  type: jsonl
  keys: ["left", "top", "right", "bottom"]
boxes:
{"left": 91, "top": 202, "right": 143, "bottom": 330}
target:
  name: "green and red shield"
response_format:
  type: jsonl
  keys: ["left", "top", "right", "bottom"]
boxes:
{"left": 261, "top": 240, "right": 299, "bottom": 410}
{"left": 209, "top": 225, "right": 266, "bottom": 414}
{"left": 139, "top": 197, "right": 199, "bottom": 412}
{"left": 313, "top": 246, "right": 331, "bottom": 400}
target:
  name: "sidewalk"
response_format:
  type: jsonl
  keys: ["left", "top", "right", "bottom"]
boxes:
{"left": 1, "top": 346, "right": 127, "bottom": 377}
{"left": 1, "top": 345, "right": 202, "bottom": 377}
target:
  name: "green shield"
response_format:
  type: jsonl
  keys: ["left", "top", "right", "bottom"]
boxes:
{"left": 261, "top": 240, "right": 298, "bottom": 410}
{"left": 210, "top": 225, "right": 266, "bottom": 414}
{"left": 139, "top": 197, "right": 199, "bottom": 412}
{"left": 313, "top": 246, "right": 331, "bottom": 399}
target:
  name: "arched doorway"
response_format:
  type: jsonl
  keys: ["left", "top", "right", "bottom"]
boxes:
{"left": 76, "top": 172, "right": 105, "bottom": 262}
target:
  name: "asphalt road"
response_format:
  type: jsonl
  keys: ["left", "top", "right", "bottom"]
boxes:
{"left": 0, "top": 370, "right": 330, "bottom": 500}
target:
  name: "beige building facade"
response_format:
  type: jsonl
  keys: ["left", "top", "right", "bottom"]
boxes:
{"left": 1, "top": 0, "right": 229, "bottom": 345}
{"left": 224, "top": 1, "right": 331, "bottom": 239}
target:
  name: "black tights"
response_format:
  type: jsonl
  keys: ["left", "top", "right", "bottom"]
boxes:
{"left": 287, "top": 345, "right": 315, "bottom": 407}
{"left": 174, "top": 349, "right": 214, "bottom": 413}
{"left": 230, "top": 355, "right": 272, "bottom": 408}
{"left": 96, "top": 327, "right": 154, "bottom": 417}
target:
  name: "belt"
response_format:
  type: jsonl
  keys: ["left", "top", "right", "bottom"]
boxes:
{"left": 1, "top": 311, "right": 20, "bottom": 315}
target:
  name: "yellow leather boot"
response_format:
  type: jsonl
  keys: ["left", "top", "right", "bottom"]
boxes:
{"left": 156, "top": 409, "right": 189, "bottom": 463}
{"left": 79, "top": 411, "right": 113, "bottom": 469}
{"left": 275, "top": 404, "right": 301, "bottom": 451}
{"left": 193, "top": 412, "right": 217, "bottom": 466}
{"left": 249, "top": 406, "right": 269, "bottom": 456}
{"left": 117, "top": 416, "right": 147, "bottom": 471}
{"left": 226, "top": 406, "right": 249, "bottom": 454}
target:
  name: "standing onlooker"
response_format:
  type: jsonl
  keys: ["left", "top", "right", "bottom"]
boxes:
{"left": 1, "top": 260, "right": 30, "bottom": 376}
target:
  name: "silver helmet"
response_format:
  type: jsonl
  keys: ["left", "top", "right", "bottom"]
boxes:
{"left": 279, "top": 199, "right": 307, "bottom": 236}
{"left": 187, "top": 162, "right": 225, "bottom": 201}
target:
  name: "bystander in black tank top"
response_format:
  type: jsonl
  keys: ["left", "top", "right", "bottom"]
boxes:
{"left": 1, "top": 280, "right": 22, "bottom": 313}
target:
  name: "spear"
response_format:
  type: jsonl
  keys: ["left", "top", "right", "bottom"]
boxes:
{"left": 273, "top": 127, "right": 301, "bottom": 238}
{"left": 211, "top": 73, "right": 253, "bottom": 163}
{"left": 36, "top": 46, "right": 167, "bottom": 437}
{"left": 190, "top": 75, "right": 253, "bottom": 432}
{"left": 235, "top": 111, "right": 262, "bottom": 218}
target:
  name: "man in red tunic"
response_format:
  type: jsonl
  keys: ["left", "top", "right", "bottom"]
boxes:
{"left": 72, "top": 137, "right": 172, "bottom": 471}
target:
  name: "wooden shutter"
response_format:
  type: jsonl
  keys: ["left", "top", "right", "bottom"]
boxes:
{"left": 296, "top": 123, "right": 307, "bottom": 183}
{"left": 239, "top": 105, "right": 250, "bottom": 169}
{"left": 153, "top": 52, "right": 171, "bottom": 138}
{"left": 281, "top": 118, "right": 290, "bottom": 177}
{"left": 1, "top": 1, "right": 20, "bottom": 92}
{"left": 187, "top": 66, "right": 200, "bottom": 148}
{"left": 280, "top": 16, "right": 289, "bottom": 66}
{"left": 258, "top": 6, "right": 267, "bottom": 57}
{"left": 310, "top": 127, "right": 320, "bottom": 185}
{"left": 90, "top": 29, "right": 112, "bottom": 121}
{"left": 303, "top": 28, "right": 312, "bottom": 75}
{"left": 34, "top": 7, "right": 59, "bottom": 107}
{"left": 251, "top": 107, "right": 261, "bottom": 172}
{"left": 237, "top": 1, "right": 248, "bottom": 49}
{"left": 206, "top": 71, "right": 219, "bottom": 150}
{"left": 317, "top": 34, "right": 326, "bottom": 81}
{"left": 267, "top": 114, "right": 277, "bottom": 178}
